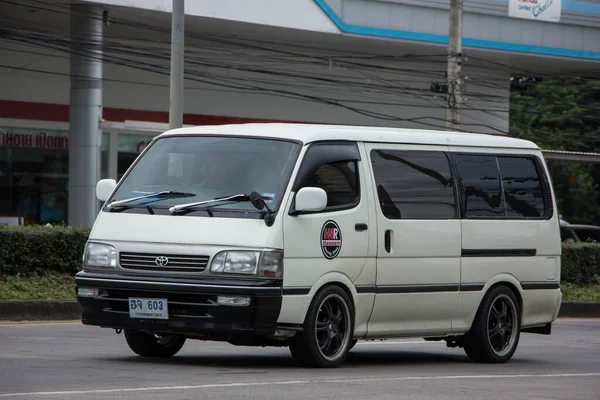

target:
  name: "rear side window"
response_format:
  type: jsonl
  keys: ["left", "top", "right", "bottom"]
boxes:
{"left": 370, "top": 150, "right": 456, "bottom": 220}
{"left": 498, "top": 157, "right": 545, "bottom": 218}
{"left": 454, "top": 154, "right": 505, "bottom": 218}
{"left": 455, "top": 153, "right": 549, "bottom": 219}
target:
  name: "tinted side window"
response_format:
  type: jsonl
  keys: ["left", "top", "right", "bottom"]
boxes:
{"left": 498, "top": 157, "right": 545, "bottom": 218}
{"left": 370, "top": 150, "right": 456, "bottom": 219}
{"left": 305, "top": 161, "right": 359, "bottom": 208}
{"left": 455, "top": 154, "right": 505, "bottom": 218}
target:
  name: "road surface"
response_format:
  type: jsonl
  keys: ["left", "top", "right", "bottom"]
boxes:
{"left": 0, "top": 319, "right": 598, "bottom": 399}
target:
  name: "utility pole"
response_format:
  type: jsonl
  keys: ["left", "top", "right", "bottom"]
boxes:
{"left": 445, "top": 0, "right": 463, "bottom": 131}
{"left": 169, "top": 0, "right": 184, "bottom": 129}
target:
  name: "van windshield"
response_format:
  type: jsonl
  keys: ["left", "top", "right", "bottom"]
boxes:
{"left": 107, "top": 135, "right": 300, "bottom": 213}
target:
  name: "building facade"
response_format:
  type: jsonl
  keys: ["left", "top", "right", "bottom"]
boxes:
{"left": 0, "top": 0, "right": 598, "bottom": 226}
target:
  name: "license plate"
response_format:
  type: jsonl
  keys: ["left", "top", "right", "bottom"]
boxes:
{"left": 128, "top": 298, "right": 168, "bottom": 320}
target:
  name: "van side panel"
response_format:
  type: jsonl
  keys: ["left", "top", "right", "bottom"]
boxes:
{"left": 449, "top": 147, "right": 562, "bottom": 332}
{"left": 278, "top": 143, "right": 377, "bottom": 337}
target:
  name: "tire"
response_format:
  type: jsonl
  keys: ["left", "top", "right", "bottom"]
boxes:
{"left": 124, "top": 329, "right": 186, "bottom": 357}
{"left": 463, "top": 285, "right": 521, "bottom": 363}
{"left": 289, "top": 285, "right": 355, "bottom": 368}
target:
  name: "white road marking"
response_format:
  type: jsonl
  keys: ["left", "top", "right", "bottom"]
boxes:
{"left": 1, "top": 373, "right": 599, "bottom": 397}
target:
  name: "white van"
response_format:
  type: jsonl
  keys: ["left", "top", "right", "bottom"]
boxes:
{"left": 75, "top": 123, "right": 562, "bottom": 368}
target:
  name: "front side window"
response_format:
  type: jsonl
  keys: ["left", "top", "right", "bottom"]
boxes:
{"left": 370, "top": 150, "right": 456, "bottom": 220}
{"left": 304, "top": 161, "right": 359, "bottom": 209}
{"left": 108, "top": 135, "right": 300, "bottom": 213}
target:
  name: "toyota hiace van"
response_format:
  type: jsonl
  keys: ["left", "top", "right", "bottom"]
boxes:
{"left": 76, "top": 123, "right": 562, "bottom": 367}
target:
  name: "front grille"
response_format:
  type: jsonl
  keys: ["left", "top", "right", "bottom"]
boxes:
{"left": 119, "top": 252, "right": 209, "bottom": 273}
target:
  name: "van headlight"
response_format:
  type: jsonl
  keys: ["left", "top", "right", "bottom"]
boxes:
{"left": 210, "top": 249, "right": 283, "bottom": 278}
{"left": 84, "top": 242, "right": 117, "bottom": 269}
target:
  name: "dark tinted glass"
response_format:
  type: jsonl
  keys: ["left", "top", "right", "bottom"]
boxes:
{"left": 370, "top": 150, "right": 456, "bottom": 219}
{"left": 573, "top": 228, "right": 600, "bottom": 242}
{"left": 305, "top": 161, "right": 359, "bottom": 208}
{"left": 455, "top": 154, "right": 505, "bottom": 218}
{"left": 498, "top": 157, "right": 545, "bottom": 218}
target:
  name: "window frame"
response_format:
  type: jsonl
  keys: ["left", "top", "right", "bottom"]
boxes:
{"left": 451, "top": 152, "right": 553, "bottom": 221}
{"left": 289, "top": 141, "right": 362, "bottom": 215}
{"left": 369, "top": 148, "right": 459, "bottom": 221}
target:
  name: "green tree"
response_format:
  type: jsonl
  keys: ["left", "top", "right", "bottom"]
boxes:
{"left": 509, "top": 77, "right": 600, "bottom": 225}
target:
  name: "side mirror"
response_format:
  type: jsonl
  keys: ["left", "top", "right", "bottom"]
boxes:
{"left": 294, "top": 187, "right": 327, "bottom": 213}
{"left": 96, "top": 179, "right": 117, "bottom": 202}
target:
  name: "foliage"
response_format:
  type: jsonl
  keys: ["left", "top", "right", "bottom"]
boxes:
{"left": 560, "top": 282, "right": 600, "bottom": 304}
{"left": 561, "top": 242, "right": 600, "bottom": 286}
{"left": 0, "top": 272, "right": 75, "bottom": 300}
{"left": 0, "top": 225, "right": 90, "bottom": 276}
{"left": 510, "top": 77, "right": 600, "bottom": 225}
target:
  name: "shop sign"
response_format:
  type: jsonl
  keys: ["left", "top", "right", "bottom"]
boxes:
{"left": 508, "top": 0, "right": 561, "bottom": 22}
{"left": 0, "top": 131, "right": 69, "bottom": 150}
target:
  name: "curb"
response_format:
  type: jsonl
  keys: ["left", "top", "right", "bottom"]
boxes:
{"left": 557, "top": 302, "right": 600, "bottom": 319}
{"left": 1, "top": 300, "right": 600, "bottom": 321}
{"left": 0, "top": 300, "right": 81, "bottom": 321}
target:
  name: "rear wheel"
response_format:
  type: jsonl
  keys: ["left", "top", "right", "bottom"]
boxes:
{"left": 124, "top": 329, "right": 186, "bottom": 357}
{"left": 464, "top": 286, "right": 521, "bottom": 363}
{"left": 289, "top": 285, "right": 354, "bottom": 368}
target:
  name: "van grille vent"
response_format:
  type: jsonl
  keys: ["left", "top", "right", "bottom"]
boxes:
{"left": 119, "top": 252, "right": 209, "bottom": 273}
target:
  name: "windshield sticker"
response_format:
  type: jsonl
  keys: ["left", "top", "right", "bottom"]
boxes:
{"left": 261, "top": 193, "right": 276, "bottom": 203}
{"left": 321, "top": 220, "right": 342, "bottom": 259}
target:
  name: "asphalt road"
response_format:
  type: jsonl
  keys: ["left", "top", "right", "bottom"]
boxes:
{"left": 0, "top": 319, "right": 599, "bottom": 399}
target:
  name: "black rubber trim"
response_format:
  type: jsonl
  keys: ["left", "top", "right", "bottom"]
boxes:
{"left": 462, "top": 248, "right": 537, "bottom": 257}
{"left": 355, "top": 285, "right": 376, "bottom": 294}
{"left": 459, "top": 283, "right": 485, "bottom": 292}
{"left": 277, "top": 323, "right": 304, "bottom": 331}
{"left": 376, "top": 284, "right": 459, "bottom": 294}
{"left": 77, "top": 271, "right": 282, "bottom": 288}
{"left": 520, "top": 281, "right": 560, "bottom": 290}
{"left": 75, "top": 276, "right": 281, "bottom": 296}
{"left": 282, "top": 287, "right": 311, "bottom": 295}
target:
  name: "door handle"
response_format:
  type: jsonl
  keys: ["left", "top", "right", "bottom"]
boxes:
{"left": 384, "top": 229, "right": 392, "bottom": 253}
{"left": 355, "top": 223, "right": 368, "bottom": 232}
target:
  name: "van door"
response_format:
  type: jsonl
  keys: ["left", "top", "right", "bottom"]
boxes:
{"left": 282, "top": 141, "right": 376, "bottom": 337}
{"left": 363, "top": 143, "right": 461, "bottom": 337}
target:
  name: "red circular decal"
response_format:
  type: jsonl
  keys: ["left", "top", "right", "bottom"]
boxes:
{"left": 321, "top": 220, "right": 342, "bottom": 259}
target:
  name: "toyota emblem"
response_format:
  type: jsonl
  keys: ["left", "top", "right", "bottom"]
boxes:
{"left": 155, "top": 256, "right": 169, "bottom": 266}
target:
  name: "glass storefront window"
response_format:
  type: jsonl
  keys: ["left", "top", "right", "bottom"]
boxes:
{"left": 0, "top": 127, "right": 108, "bottom": 225}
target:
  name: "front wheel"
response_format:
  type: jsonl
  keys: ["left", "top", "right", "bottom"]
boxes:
{"left": 463, "top": 286, "right": 521, "bottom": 363}
{"left": 124, "top": 329, "right": 186, "bottom": 357}
{"left": 289, "top": 285, "right": 354, "bottom": 368}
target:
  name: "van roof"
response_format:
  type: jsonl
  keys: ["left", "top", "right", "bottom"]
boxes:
{"left": 159, "top": 123, "right": 539, "bottom": 150}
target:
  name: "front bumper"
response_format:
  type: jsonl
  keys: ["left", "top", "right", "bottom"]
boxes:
{"left": 75, "top": 271, "right": 283, "bottom": 338}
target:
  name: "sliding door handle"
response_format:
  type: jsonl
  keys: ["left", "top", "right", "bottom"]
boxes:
{"left": 384, "top": 230, "right": 392, "bottom": 253}
{"left": 355, "top": 223, "right": 368, "bottom": 232}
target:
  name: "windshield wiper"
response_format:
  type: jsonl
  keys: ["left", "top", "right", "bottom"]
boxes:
{"left": 106, "top": 191, "right": 196, "bottom": 210}
{"left": 168, "top": 193, "right": 249, "bottom": 214}
{"left": 169, "top": 191, "right": 275, "bottom": 227}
